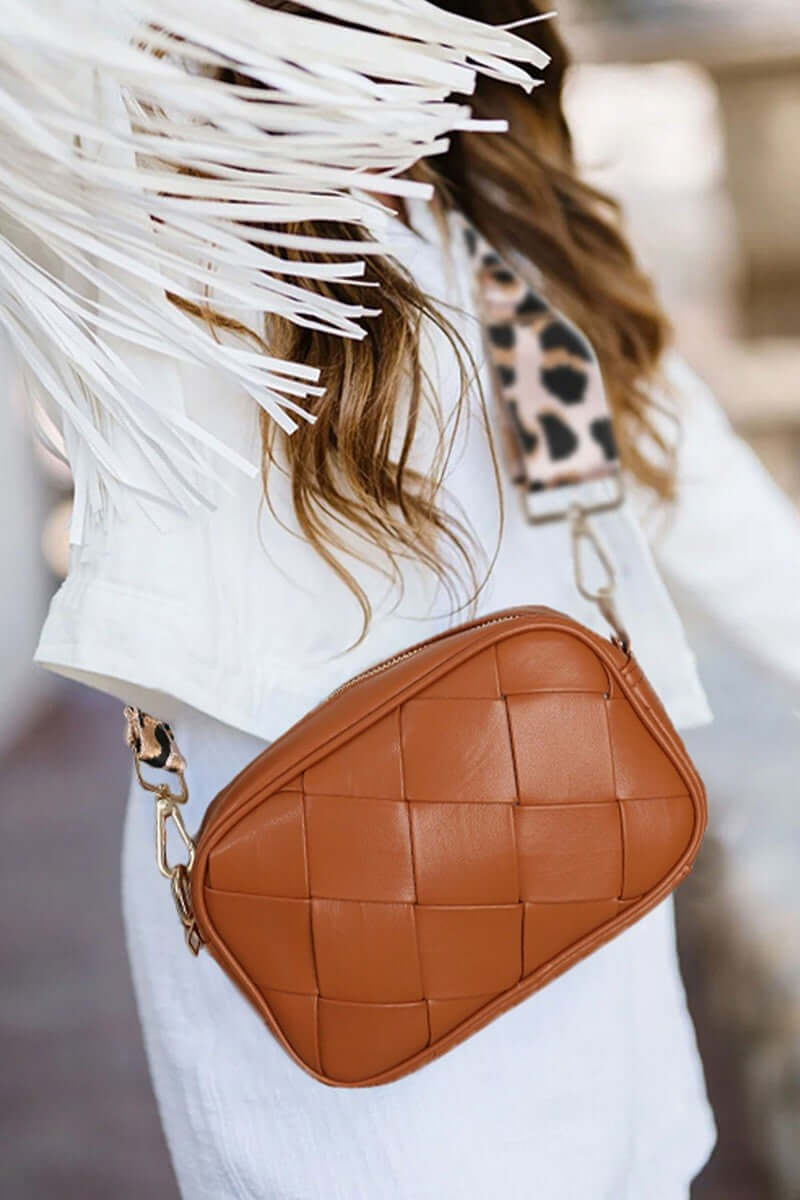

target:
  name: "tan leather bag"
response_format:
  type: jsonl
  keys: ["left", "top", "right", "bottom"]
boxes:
{"left": 126, "top": 233, "right": 706, "bottom": 1088}
{"left": 126, "top": 604, "right": 706, "bottom": 1088}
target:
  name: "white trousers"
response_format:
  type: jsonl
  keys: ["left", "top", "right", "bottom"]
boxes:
{"left": 121, "top": 705, "right": 716, "bottom": 1200}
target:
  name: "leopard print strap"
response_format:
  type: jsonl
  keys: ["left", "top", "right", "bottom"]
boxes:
{"left": 465, "top": 220, "right": 630, "bottom": 648}
{"left": 464, "top": 222, "right": 621, "bottom": 497}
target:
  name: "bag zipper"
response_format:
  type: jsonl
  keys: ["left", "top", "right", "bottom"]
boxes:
{"left": 327, "top": 611, "right": 525, "bottom": 700}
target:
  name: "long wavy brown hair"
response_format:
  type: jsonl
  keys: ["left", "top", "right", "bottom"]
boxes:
{"left": 184, "top": 1, "right": 675, "bottom": 636}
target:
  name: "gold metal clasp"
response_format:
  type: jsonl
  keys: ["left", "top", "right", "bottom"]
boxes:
{"left": 153, "top": 784, "right": 202, "bottom": 955}
{"left": 524, "top": 471, "right": 625, "bottom": 525}
{"left": 568, "top": 504, "right": 631, "bottom": 655}
{"left": 124, "top": 707, "right": 202, "bottom": 956}
{"left": 155, "top": 785, "right": 196, "bottom": 879}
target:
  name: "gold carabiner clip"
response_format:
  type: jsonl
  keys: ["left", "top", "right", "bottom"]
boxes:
{"left": 124, "top": 707, "right": 202, "bottom": 955}
{"left": 155, "top": 787, "right": 196, "bottom": 879}
{"left": 568, "top": 504, "right": 631, "bottom": 655}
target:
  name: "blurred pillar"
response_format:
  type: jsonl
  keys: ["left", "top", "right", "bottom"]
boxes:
{"left": 567, "top": 8, "right": 800, "bottom": 338}
{"left": 712, "top": 57, "right": 800, "bottom": 337}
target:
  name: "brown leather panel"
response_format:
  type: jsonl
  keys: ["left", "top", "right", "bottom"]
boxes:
{"left": 262, "top": 989, "right": 321, "bottom": 1075}
{"left": 507, "top": 692, "right": 617, "bottom": 805}
{"left": 416, "top": 904, "right": 523, "bottom": 1000}
{"left": 606, "top": 697, "right": 687, "bottom": 799}
{"left": 305, "top": 794, "right": 415, "bottom": 903}
{"left": 427, "top": 993, "right": 497, "bottom": 1041}
{"left": 409, "top": 801, "right": 519, "bottom": 905}
{"left": 496, "top": 630, "right": 609, "bottom": 694}
{"left": 514, "top": 804, "right": 623, "bottom": 902}
{"left": 620, "top": 795, "right": 696, "bottom": 899}
{"left": 207, "top": 792, "right": 308, "bottom": 897}
{"left": 204, "top": 890, "right": 317, "bottom": 996}
{"left": 401, "top": 697, "right": 518, "bottom": 803}
{"left": 303, "top": 711, "right": 403, "bottom": 799}
{"left": 311, "top": 899, "right": 423, "bottom": 1004}
{"left": 522, "top": 899, "right": 626, "bottom": 973}
{"left": 419, "top": 646, "right": 501, "bottom": 699}
{"left": 192, "top": 609, "right": 707, "bottom": 1087}
{"left": 317, "top": 998, "right": 429, "bottom": 1083}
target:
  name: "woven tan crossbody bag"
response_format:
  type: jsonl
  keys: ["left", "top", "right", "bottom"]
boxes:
{"left": 125, "top": 232, "right": 706, "bottom": 1087}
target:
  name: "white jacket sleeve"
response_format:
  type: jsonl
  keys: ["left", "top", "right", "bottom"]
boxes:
{"left": 633, "top": 354, "right": 800, "bottom": 695}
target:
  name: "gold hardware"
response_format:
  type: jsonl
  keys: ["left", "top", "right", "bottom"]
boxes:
{"left": 524, "top": 471, "right": 625, "bottom": 525}
{"left": 171, "top": 865, "right": 203, "bottom": 955}
{"left": 133, "top": 755, "right": 188, "bottom": 804}
{"left": 124, "top": 707, "right": 202, "bottom": 956}
{"left": 568, "top": 504, "right": 631, "bottom": 654}
{"left": 155, "top": 785, "right": 196, "bottom": 879}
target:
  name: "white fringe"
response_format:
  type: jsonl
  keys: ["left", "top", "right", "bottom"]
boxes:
{"left": 0, "top": 0, "right": 547, "bottom": 540}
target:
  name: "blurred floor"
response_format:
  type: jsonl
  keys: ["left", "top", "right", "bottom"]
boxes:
{"left": 1, "top": 627, "right": 787, "bottom": 1199}
{"left": 0, "top": 681, "right": 178, "bottom": 1199}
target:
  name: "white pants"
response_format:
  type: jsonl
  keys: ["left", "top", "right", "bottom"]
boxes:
{"left": 121, "top": 705, "right": 716, "bottom": 1200}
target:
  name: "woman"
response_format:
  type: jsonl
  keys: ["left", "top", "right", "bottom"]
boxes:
{"left": 13, "top": 1, "right": 800, "bottom": 1197}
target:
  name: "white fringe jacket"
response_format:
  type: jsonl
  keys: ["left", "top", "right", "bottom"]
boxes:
{"left": 2, "top": 1, "right": 799, "bottom": 740}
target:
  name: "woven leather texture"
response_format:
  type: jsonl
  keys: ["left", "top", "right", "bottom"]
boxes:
{"left": 193, "top": 611, "right": 706, "bottom": 1087}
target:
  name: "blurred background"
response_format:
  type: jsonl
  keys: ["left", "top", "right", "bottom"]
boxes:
{"left": 2, "top": 1, "right": 799, "bottom": 1197}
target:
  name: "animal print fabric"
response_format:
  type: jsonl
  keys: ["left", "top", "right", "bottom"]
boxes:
{"left": 125, "top": 706, "right": 186, "bottom": 774}
{"left": 465, "top": 224, "right": 621, "bottom": 494}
